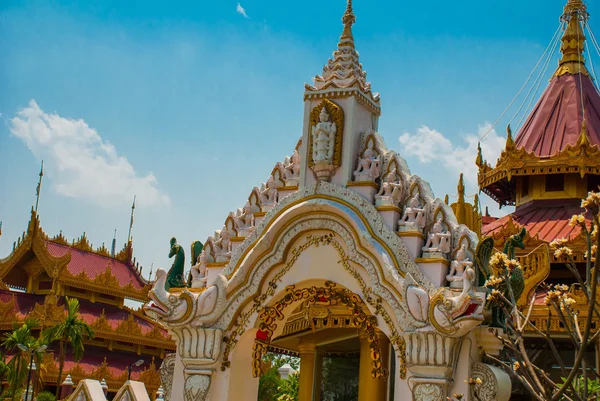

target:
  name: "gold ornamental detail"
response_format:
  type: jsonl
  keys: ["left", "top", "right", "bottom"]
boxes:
{"left": 251, "top": 282, "right": 388, "bottom": 380}
{"left": 220, "top": 232, "right": 407, "bottom": 379}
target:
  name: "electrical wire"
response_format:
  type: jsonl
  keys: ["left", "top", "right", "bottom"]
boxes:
{"left": 478, "top": 23, "right": 563, "bottom": 142}
{"left": 512, "top": 23, "right": 563, "bottom": 131}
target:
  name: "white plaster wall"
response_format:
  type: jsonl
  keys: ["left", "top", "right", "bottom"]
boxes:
{"left": 449, "top": 334, "right": 478, "bottom": 401}
{"left": 210, "top": 329, "right": 260, "bottom": 401}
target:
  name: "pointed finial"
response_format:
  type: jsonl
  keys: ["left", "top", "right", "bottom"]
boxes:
{"left": 577, "top": 119, "right": 590, "bottom": 147}
{"left": 554, "top": 0, "right": 589, "bottom": 77}
{"left": 340, "top": 0, "right": 356, "bottom": 44}
{"left": 457, "top": 173, "right": 465, "bottom": 200}
{"left": 34, "top": 160, "right": 44, "bottom": 214}
{"left": 475, "top": 142, "right": 484, "bottom": 167}
{"left": 127, "top": 195, "right": 136, "bottom": 244}
{"left": 444, "top": 194, "right": 449, "bottom": 205}
{"left": 505, "top": 125, "right": 515, "bottom": 149}
{"left": 111, "top": 229, "right": 117, "bottom": 258}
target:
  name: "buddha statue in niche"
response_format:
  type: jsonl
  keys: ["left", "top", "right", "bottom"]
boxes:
{"left": 311, "top": 107, "right": 336, "bottom": 164}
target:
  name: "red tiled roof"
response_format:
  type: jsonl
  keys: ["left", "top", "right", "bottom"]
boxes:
{"left": 0, "top": 290, "right": 170, "bottom": 340}
{"left": 514, "top": 73, "right": 600, "bottom": 157}
{"left": 482, "top": 215, "right": 498, "bottom": 226}
{"left": 46, "top": 242, "right": 145, "bottom": 290}
{"left": 482, "top": 201, "right": 589, "bottom": 243}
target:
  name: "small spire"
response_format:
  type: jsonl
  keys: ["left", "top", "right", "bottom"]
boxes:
{"left": 340, "top": 0, "right": 356, "bottom": 44}
{"left": 34, "top": 160, "right": 44, "bottom": 214}
{"left": 475, "top": 142, "right": 484, "bottom": 167}
{"left": 455, "top": 173, "right": 467, "bottom": 225}
{"left": 111, "top": 229, "right": 117, "bottom": 258}
{"left": 127, "top": 195, "right": 136, "bottom": 244}
{"left": 505, "top": 125, "right": 515, "bottom": 149}
{"left": 554, "top": 0, "right": 590, "bottom": 77}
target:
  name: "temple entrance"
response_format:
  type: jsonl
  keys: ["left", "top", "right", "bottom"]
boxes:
{"left": 254, "top": 282, "right": 392, "bottom": 401}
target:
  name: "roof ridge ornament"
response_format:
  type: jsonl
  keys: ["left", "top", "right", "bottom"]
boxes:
{"left": 505, "top": 125, "right": 515, "bottom": 150}
{"left": 554, "top": 0, "right": 590, "bottom": 77}
{"left": 577, "top": 119, "right": 590, "bottom": 147}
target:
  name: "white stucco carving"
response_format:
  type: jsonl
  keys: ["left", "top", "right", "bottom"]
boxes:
{"left": 398, "top": 192, "right": 427, "bottom": 232}
{"left": 159, "top": 354, "right": 175, "bottom": 401}
{"left": 422, "top": 218, "right": 452, "bottom": 255}
{"left": 311, "top": 107, "right": 336, "bottom": 164}
{"left": 375, "top": 168, "right": 404, "bottom": 206}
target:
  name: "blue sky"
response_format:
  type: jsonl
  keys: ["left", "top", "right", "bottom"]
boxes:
{"left": 1, "top": 0, "right": 598, "bottom": 279}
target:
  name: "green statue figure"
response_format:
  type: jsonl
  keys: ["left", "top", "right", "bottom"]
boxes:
{"left": 166, "top": 237, "right": 186, "bottom": 291}
{"left": 476, "top": 227, "right": 527, "bottom": 328}
{"left": 187, "top": 240, "right": 204, "bottom": 286}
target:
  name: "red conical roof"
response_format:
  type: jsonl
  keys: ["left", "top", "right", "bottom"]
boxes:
{"left": 514, "top": 73, "right": 600, "bottom": 157}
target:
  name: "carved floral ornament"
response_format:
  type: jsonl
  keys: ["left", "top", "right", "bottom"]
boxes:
{"left": 251, "top": 282, "right": 389, "bottom": 379}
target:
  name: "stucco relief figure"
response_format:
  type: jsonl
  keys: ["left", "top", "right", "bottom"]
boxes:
{"left": 353, "top": 139, "right": 381, "bottom": 182}
{"left": 260, "top": 176, "right": 279, "bottom": 206}
{"left": 398, "top": 193, "right": 426, "bottom": 232}
{"left": 406, "top": 266, "right": 485, "bottom": 337}
{"left": 145, "top": 268, "right": 227, "bottom": 326}
{"left": 213, "top": 227, "right": 232, "bottom": 263}
{"left": 312, "top": 107, "right": 336, "bottom": 163}
{"left": 283, "top": 150, "right": 301, "bottom": 186}
{"left": 190, "top": 251, "right": 208, "bottom": 289}
{"left": 422, "top": 218, "right": 451, "bottom": 255}
{"left": 235, "top": 202, "right": 255, "bottom": 237}
{"left": 375, "top": 168, "right": 403, "bottom": 206}
{"left": 447, "top": 244, "right": 474, "bottom": 289}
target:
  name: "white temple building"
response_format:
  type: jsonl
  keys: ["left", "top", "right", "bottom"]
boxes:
{"left": 144, "top": 1, "right": 510, "bottom": 400}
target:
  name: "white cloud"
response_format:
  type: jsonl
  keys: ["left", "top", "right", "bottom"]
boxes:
{"left": 10, "top": 100, "right": 170, "bottom": 209}
{"left": 398, "top": 123, "right": 505, "bottom": 189}
{"left": 236, "top": 2, "right": 249, "bottom": 18}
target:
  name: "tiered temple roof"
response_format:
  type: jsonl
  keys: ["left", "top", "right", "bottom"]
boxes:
{"left": 477, "top": 0, "right": 600, "bottom": 208}
{"left": 476, "top": 0, "right": 600, "bottom": 313}
{"left": 0, "top": 210, "right": 151, "bottom": 301}
{"left": 0, "top": 207, "right": 175, "bottom": 396}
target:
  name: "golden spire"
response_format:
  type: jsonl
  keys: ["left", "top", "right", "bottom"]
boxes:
{"left": 340, "top": 0, "right": 356, "bottom": 45}
{"left": 505, "top": 125, "right": 515, "bottom": 150}
{"left": 554, "top": 0, "right": 590, "bottom": 77}
{"left": 475, "top": 142, "right": 483, "bottom": 167}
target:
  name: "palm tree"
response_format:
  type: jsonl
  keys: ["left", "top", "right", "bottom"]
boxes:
{"left": 2, "top": 319, "right": 39, "bottom": 399}
{"left": 43, "top": 297, "right": 94, "bottom": 398}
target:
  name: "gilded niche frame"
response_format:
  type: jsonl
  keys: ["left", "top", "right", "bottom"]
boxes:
{"left": 308, "top": 99, "right": 344, "bottom": 168}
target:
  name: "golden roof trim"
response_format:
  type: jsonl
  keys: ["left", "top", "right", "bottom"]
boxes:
{"left": 346, "top": 181, "right": 379, "bottom": 189}
{"left": 396, "top": 231, "right": 426, "bottom": 239}
{"left": 415, "top": 257, "right": 450, "bottom": 267}
{"left": 477, "top": 129, "right": 600, "bottom": 195}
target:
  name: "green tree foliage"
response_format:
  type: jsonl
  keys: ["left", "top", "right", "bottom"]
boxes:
{"left": 277, "top": 373, "right": 299, "bottom": 401}
{"left": 35, "top": 390, "right": 57, "bottom": 401}
{"left": 43, "top": 297, "right": 95, "bottom": 398}
{"left": 1, "top": 319, "right": 40, "bottom": 399}
{"left": 258, "top": 353, "right": 299, "bottom": 401}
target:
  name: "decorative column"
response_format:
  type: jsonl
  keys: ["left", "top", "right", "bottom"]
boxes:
{"left": 171, "top": 327, "right": 223, "bottom": 401}
{"left": 404, "top": 332, "right": 457, "bottom": 401}
{"left": 358, "top": 332, "right": 389, "bottom": 401}
{"left": 298, "top": 343, "right": 316, "bottom": 401}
